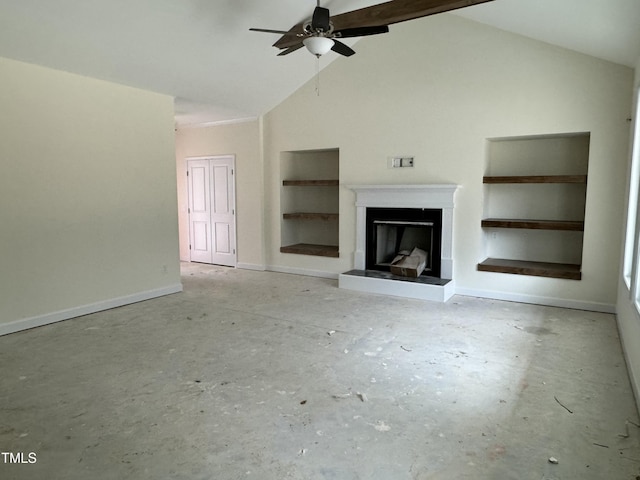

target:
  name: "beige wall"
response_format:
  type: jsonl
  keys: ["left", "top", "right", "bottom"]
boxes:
{"left": 616, "top": 56, "right": 640, "bottom": 409}
{"left": 175, "top": 120, "right": 264, "bottom": 269}
{"left": 0, "top": 57, "right": 181, "bottom": 334}
{"left": 262, "top": 14, "right": 633, "bottom": 310}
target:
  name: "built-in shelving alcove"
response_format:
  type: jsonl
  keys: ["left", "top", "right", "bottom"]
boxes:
{"left": 478, "top": 133, "right": 590, "bottom": 280}
{"left": 280, "top": 149, "right": 339, "bottom": 258}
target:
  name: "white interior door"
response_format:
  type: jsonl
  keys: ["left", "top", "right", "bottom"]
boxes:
{"left": 210, "top": 158, "right": 236, "bottom": 266}
{"left": 187, "top": 159, "right": 212, "bottom": 264}
{"left": 187, "top": 156, "right": 236, "bottom": 267}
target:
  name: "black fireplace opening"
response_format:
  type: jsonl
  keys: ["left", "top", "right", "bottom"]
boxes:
{"left": 366, "top": 207, "right": 442, "bottom": 278}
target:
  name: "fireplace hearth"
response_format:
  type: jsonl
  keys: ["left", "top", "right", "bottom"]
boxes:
{"left": 339, "top": 184, "right": 458, "bottom": 302}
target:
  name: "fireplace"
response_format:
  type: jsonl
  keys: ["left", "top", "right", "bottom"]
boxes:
{"left": 366, "top": 207, "right": 442, "bottom": 278}
{"left": 339, "top": 184, "right": 458, "bottom": 302}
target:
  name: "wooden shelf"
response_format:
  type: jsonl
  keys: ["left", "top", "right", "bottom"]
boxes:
{"left": 481, "top": 218, "right": 584, "bottom": 231}
{"left": 283, "top": 179, "right": 339, "bottom": 186}
{"left": 477, "top": 258, "right": 581, "bottom": 280}
{"left": 483, "top": 175, "right": 587, "bottom": 184}
{"left": 283, "top": 212, "right": 338, "bottom": 221}
{"left": 280, "top": 243, "right": 339, "bottom": 258}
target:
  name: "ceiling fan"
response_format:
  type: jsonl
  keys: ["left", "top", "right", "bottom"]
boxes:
{"left": 250, "top": 0, "right": 494, "bottom": 58}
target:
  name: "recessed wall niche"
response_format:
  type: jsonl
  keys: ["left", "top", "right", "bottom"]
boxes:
{"left": 280, "top": 148, "right": 339, "bottom": 258}
{"left": 478, "top": 132, "right": 590, "bottom": 280}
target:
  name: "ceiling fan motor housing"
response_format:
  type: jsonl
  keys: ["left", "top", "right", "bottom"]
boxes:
{"left": 311, "top": 6, "right": 331, "bottom": 32}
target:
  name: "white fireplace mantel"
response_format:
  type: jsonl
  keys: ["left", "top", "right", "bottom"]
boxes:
{"left": 340, "top": 184, "right": 459, "bottom": 302}
{"left": 347, "top": 184, "right": 458, "bottom": 210}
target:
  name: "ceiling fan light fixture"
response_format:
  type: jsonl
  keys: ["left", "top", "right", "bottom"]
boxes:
{"left": 303, "top": 36, "right": 334, "bottom": 56}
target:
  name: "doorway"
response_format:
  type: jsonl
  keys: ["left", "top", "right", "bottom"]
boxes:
{"left": 187, "top": 155, "right": 237, "bottom": 267}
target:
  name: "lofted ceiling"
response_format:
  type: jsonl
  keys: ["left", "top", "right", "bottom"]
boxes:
{"left": 0, "top": 0, "right": 638, "bottom": 127}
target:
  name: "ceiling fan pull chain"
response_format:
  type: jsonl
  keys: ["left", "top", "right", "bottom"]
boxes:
{"left": 315, "top": 56, "right": 321, "bottom": 96}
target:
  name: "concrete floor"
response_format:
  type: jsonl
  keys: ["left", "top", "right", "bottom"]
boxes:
{"left": 1, "top": 262, "right": 640, "bottom": 480}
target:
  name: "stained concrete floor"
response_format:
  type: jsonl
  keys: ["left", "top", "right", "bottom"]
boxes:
{"left": 1, "top": 262, "right": 640, "bottom": 480}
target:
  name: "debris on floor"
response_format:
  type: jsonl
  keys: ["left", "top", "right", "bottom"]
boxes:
{"left": 332, "top": 393, "right": 352, "bottom": 400}
{"left": 356, "top": 392, "right": 368, "bottom": 402}
{"left": 371, "top": 420, "right": 391, "bottom": 432}
{"left": 554, "top": 395, "right": 574, "bottom": 414}
{"left": 331, "top": 391, "right": 368, "bottom": 402}
{"left": 619, "top": 420, "right": 631, "bottom": 438}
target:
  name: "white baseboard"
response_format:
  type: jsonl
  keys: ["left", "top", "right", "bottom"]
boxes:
{"left": 0, "top": 283, "right": 184, "bottom": 337}
{"left": 236, "top": 263, "right": 266, "bottom": 271}
{"left": 266, "top": 265, "right": 338, "bottom": 280}
{"left": 617, "top": 320, "right": 640, "bottom": 416}
{"left": 455, "top": 286, "right": 616, "bottom": 313}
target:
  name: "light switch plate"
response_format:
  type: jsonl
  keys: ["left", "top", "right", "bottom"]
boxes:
{"left": 389, "top": 157, "right": 415, "bottom": 168}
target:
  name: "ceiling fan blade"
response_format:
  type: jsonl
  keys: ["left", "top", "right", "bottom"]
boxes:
{"left": 273, "top": 22, "right": 307, "bottom": 49}
{"left": 331, "top": 40, "right": 356, "bottom": 57}
{"left": 274, "top": 0, "right": 493, "bottom": 51}
{"left": 250, "top": 28, "right": 298, "bottom": 36}
{"left": 331, "top": 0, "right": 494, "bottom": 31}
{"left": 277, "top": 44, "right": 305, "bottom": 56}
{"left": 311, "top": 6, "right": 331, "bottom": 31}
{"left": 335, "top": 25, "right": 389, "bottom": 38}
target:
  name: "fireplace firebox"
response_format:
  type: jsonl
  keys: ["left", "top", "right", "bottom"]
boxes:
{"left": 366, "top": 208, "right": 442, "bottom": 278}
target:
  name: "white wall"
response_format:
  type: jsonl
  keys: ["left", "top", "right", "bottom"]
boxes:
{"left": 616, "top": 56, "right": 640, "bottom": 410}
{"left": 175, "top": 120, "right": 264, "bottom": 270}
{"left": 0, "top": 57, "right": 181, "bottom": 335}
{"left": 262, "top": 14, "right": 633, "bottom": 311}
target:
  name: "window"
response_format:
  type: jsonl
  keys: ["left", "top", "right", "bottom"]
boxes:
{"left": 623, "top": 89, "right": 640, "bottom": 288}
{"left": 623, "top": 88, "right": 640, "bottom": 303}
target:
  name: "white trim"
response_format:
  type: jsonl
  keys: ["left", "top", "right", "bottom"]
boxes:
{"left": 237, "top": 262, "right": 266, "bottom": 271}
{"left": 616, "top": 311, "right": 640, "bottom": 412}
{"left": 177, "top": 116, "right": 258, "bottom": 129}
{"left": 455, "top": 287, "right": 615, "bottom": 313}
{"left": 266, "top": 265, "right": 338, "bottom": 280}
{"left": 0, "top": 284, "right": 183, "bottom": 337}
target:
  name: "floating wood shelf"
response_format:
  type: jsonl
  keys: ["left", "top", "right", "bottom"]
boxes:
{"left": 478, "top": 258, "right": 581, "bottom": 280}
{"left": 283, "top": 179, "right": 339, "bottom": 186}
{"left": 483, "top": 175, "right": 587, "bottom": 184}
{"left": 283, "top": 212, "right": 339, "bottom": 221}
{"left": 481, "top": 218, "right": 584, "bottom": 231}
{"left": 280, "top": 243, "right": 339, "bottom": 258}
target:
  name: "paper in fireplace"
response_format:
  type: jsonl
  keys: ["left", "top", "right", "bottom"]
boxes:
{"left": 390, "top": 247, "right": 427, "bottom": 278}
